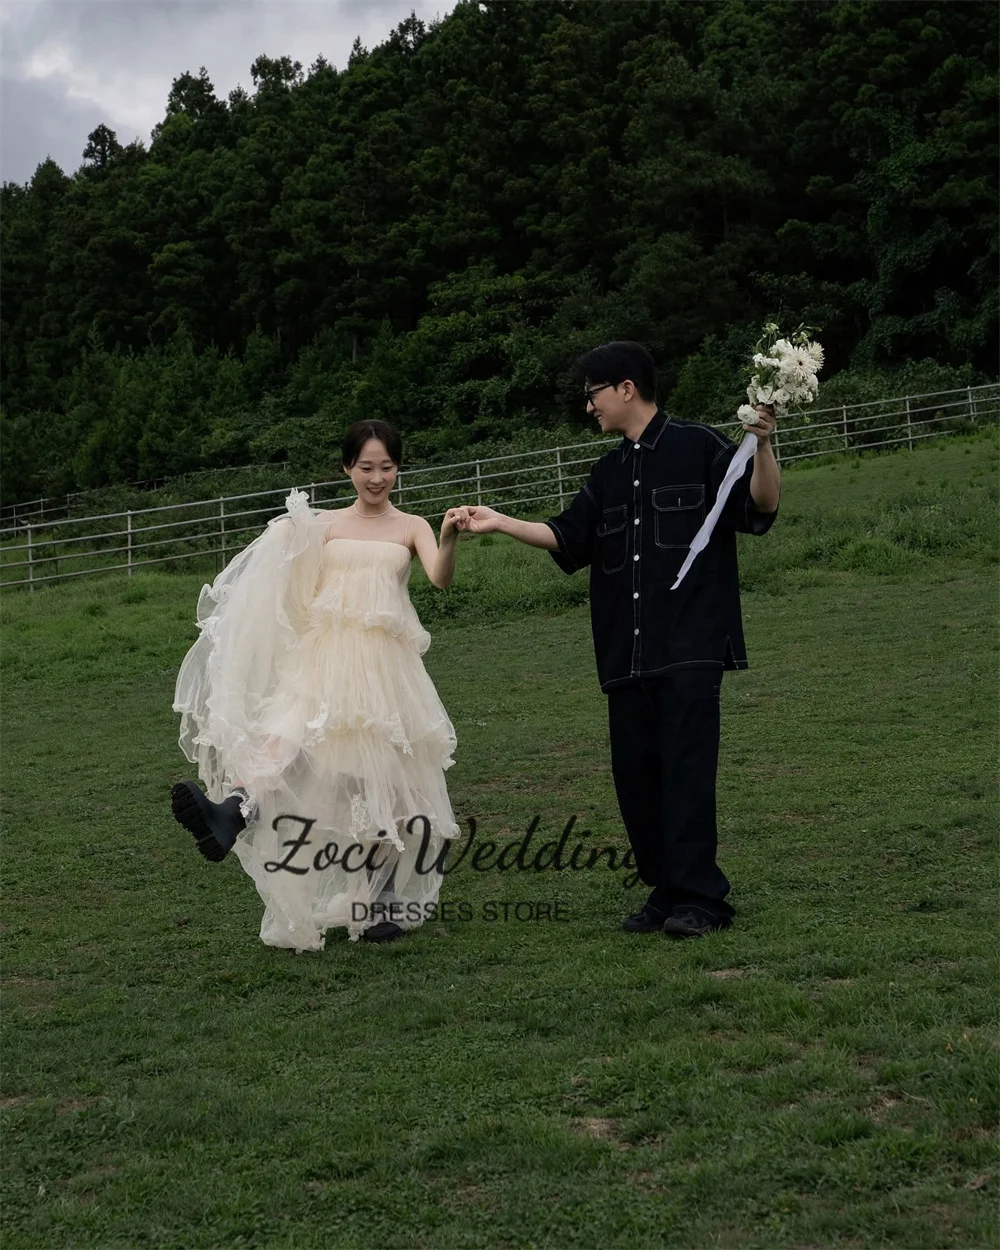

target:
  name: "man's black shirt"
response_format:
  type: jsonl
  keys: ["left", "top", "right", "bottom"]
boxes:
{"left": 545, "top": 410, "right": 777, "bottom": 692}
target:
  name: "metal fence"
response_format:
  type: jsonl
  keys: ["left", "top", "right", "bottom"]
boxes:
{"left": 2, "top": 383, "right": 996, "bottom": 591}
{"left": 0, "top": 462, "right": 280, "bottom": 528}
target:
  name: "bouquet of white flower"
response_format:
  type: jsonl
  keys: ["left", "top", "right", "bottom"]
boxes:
{"left": 737, "top": 321, "right": 824, "bottom": 426}
{"left": 670, "top": 320, "right": 824, "bottom": 590}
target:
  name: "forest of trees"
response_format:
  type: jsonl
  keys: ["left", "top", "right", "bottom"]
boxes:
{"left": 1, "top": 0, "right": 996, "bottom": 503}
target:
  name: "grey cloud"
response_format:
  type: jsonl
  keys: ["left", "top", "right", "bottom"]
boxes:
{"left": 1, "top": 0, "right": 453, "bottom": 185}
{"left": 0, "top": 73, "right": 124, "bottom": 183}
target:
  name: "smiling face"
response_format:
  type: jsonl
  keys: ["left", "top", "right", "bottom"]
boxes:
{"left": 344, "top": 437, "right": 398, "bottom": 507}
{"left": 585, "top": 378, "right": 636, "bottom": 434}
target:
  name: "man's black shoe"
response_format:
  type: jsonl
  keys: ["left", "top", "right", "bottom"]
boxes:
{"left": 170, "top": 781, "right": 245, "bottom": 862}
{"left": 621, "top": 904, "right": 668, "bottom": 934}
{"left": 662, "top": 906, "right": 733, "bottom": 939}
{"left": 361, "top": 921, "right": 406, "bottom": 944}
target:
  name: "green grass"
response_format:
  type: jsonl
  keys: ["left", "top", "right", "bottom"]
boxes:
{"left": 3, "top": 434, "right": 998, "bottom": 1249}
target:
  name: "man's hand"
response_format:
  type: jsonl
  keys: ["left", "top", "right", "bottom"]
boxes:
{"left": 459, "top": 505, "right": 504, "bottom": 534}
{"left": 456, "top": 506, "right": 558, "bottom": 550}
{"left": 742, "top": 403, "right": 776, "bottom": 445}
{"left": 746, "top": 404, "right": 780, "bottom": 511}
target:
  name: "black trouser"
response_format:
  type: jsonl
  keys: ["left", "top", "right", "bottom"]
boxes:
{"left": 607, "top": 667, "right": 733, "bottom": 920}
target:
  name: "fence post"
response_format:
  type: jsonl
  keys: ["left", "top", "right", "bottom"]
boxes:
{"left": 772, "top": 423, "right": 781, "bottom": 465}
{"left": 219, "top": 497, "right": 226, "bottom": 566}
{"left": 556, "top": 448, "right": 565, "bottom": 510}
{"left": 127, "top": 510, "right": 133, "bottom": 577}
{"left": 309, "top": 483, "right": 316, "bottom": 507}
{"left": 476, "top": 461, "right": 482, "bottom": 507}
{"left": 26, "top": 524, "right": 34, "bottom": 593}
{"left": 967, "top": 385, "right": 975, "bottom": 423}
{"left": 905, "top": 397, "right": 913, "bottom": 450}
{"left": 842, "top": 406, "right": 849, "bottom": 450}
{"left": 396, "top": 471, "right": 403, "bottom": 507}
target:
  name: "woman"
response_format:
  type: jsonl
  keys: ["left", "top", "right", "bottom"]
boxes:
{"left": 171, "top": 420, "right": 467, "bottom": 950}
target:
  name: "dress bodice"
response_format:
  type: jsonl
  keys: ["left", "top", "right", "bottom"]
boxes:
{"left": 310, "top": 538, "right": 430, "bottom": 653}
{"left": 321, "top": 537, "right": 412, "bottom": 580}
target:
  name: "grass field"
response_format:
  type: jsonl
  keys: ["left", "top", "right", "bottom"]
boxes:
{"left": 2, "top": 433, "right": 998, "bottom": 1249}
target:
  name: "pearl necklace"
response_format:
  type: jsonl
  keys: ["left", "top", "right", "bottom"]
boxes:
{"left": 354, "top": 499, "right": 392, "bottom": 519}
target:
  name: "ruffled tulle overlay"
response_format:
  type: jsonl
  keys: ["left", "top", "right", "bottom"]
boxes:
{"left": 173, "top": 491, "right": 460, "bottom": 950}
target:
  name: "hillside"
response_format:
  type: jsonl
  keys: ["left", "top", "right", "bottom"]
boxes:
{"left": 2, "top": 0, "right": 995, "bottom": 501}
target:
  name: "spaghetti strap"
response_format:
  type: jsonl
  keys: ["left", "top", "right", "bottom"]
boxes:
{"left": 403, "top": 513, "right": 414, "bottom": 548}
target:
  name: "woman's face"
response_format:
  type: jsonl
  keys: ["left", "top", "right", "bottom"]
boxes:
{"left": 345, "top": 437, "right": 398, "bottom": 506}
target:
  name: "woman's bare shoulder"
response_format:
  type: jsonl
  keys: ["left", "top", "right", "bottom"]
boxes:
{"left": 396, "top": 510, "right": 432, "bottom": 528}
{"left": 317, "top": 506, "right": 354, "bottom": 525}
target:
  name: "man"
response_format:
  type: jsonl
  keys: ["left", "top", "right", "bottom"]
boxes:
{"left": 459, "top": 341, "right": 778, "bottom": 938}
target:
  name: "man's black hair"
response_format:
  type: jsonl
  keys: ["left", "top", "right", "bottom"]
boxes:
{"left": 573, "top": 341, "right": 658, "bottom": 404}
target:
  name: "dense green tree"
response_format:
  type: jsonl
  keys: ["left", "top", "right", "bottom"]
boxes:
{"left": 1, "top": 0, "right": 995, "bottom": 503}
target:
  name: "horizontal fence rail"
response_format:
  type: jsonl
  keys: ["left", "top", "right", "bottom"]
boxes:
{"left": 2, "top": 384, "right": 996, "bottom": 591}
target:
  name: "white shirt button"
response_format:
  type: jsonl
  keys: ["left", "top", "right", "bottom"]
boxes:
{"left": 633, "top": 479, "right": 639, "bottom": 487}
{"left": 633, "top": 592, "right": 639, "bottom": 599}
{"left": 634, "top": 628, "right": 639, "bottom": 636}
{"left": 634, "top": 518, "right": 640, "bottom": 525}
{"left": 633, "top": 554, "right": 639, "bottom": 561}
{"left": 633, "top": 442, "right": 640, "bottom": 449}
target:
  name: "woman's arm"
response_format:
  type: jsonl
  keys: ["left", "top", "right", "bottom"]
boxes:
{"left": 410, "top": 509, "right": 468, "bottom": 588}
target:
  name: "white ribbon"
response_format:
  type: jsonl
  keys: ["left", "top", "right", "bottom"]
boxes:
{"left": 670, "top": 432, "right": 757, "bottom": 590}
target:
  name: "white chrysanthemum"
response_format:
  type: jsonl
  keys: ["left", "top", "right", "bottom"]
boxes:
{"left": 803, "top": 340, "right": 824, "bottom": 369}
{"left": 778, "top": 360, "right": 810, "bottom": 387}
{"left": 789, "top": 348, "right": 818, "bottom": 374}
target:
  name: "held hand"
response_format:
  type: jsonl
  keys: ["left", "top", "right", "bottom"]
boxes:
{"left": 742, "top": 403, "right": 776, "bottom": 445}
{"left": 441, "top": 506, "right": 470, "bottom": 538}
{"left": 461, "top": 505, "right": 503, "bottom": 535}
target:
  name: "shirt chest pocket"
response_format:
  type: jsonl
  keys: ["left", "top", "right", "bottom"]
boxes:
{"left": 653, "top": 484, "right": 705, "bottom": 549}
{"left": 596, "top": 504, "right": 628, "bottom": 573}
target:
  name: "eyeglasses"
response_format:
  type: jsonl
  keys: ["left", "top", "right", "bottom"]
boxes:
{"left": 583, "top": 382, "right": 616, "bottom": 406}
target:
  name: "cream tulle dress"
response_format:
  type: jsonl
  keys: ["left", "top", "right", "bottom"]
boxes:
{"left": 173, "top": 490, "right": 460, "bottom": 950}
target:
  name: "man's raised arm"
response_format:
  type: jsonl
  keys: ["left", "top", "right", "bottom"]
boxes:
{"left": 460, "top": 507, "right": 559, "bottom": 550}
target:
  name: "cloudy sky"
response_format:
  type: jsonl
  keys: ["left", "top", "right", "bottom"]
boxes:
{"left": 1, "top": 0, "right": 455, "bottom": 185}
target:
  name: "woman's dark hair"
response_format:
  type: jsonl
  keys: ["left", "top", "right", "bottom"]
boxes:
{"left": 342, "top": 420, "right": 403, "bottom": 468}
{"left": 573, "top": 341, "right": 658, "bottom": 403}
